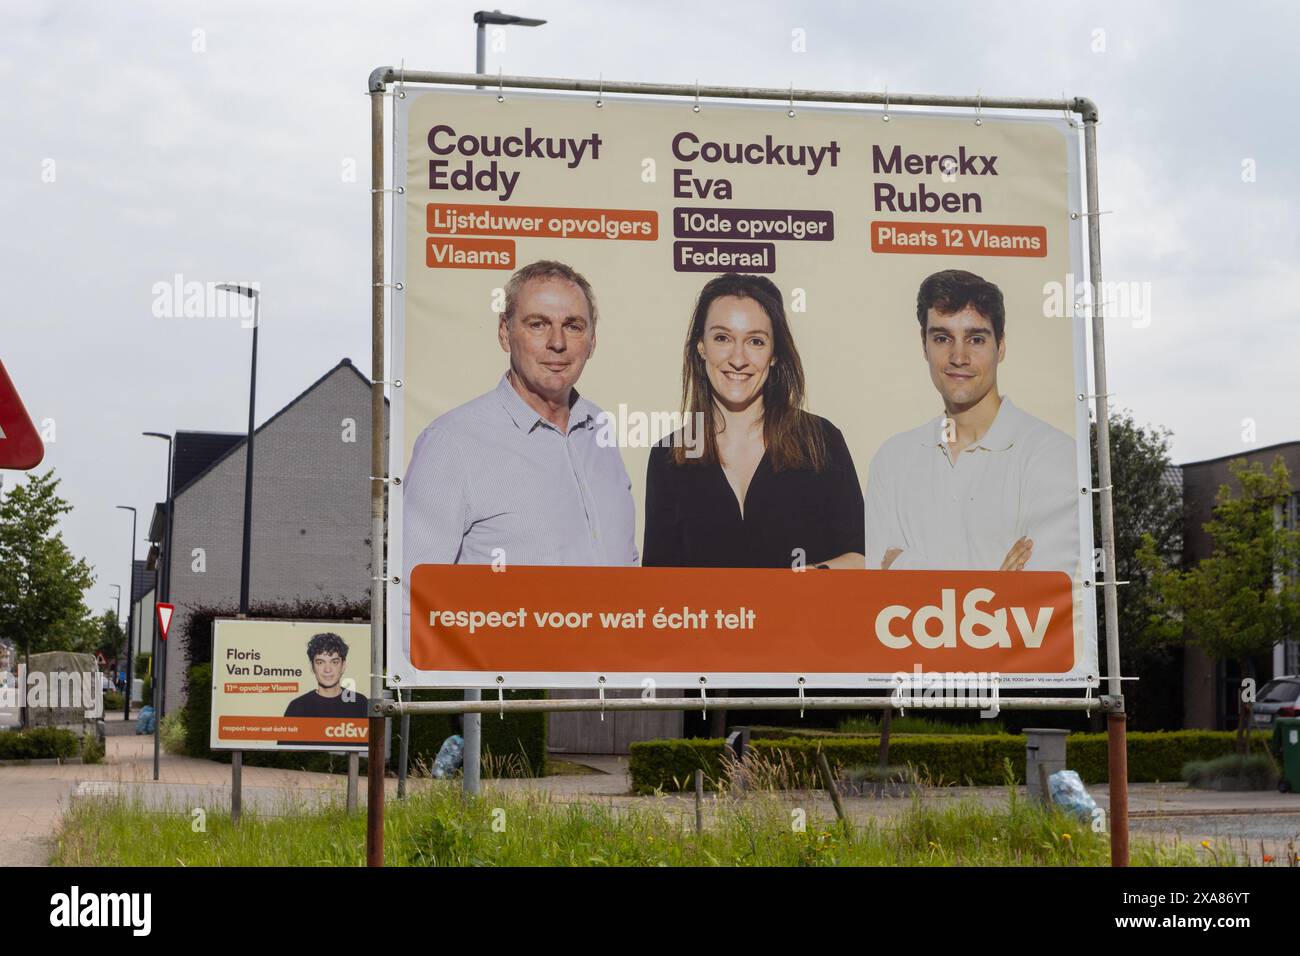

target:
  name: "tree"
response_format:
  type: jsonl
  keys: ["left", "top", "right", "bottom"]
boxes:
{"left": 96, "top": 608, "right": 126, "bottom": 661}
{"left": 1139, "top": 457, "right": 1300, "bottom": 751}
{"left": 1091, "top": 411, "right": 1184, "bottom": 729}
{"left": 0, "top": 470, "right": 97, "bottom": 724}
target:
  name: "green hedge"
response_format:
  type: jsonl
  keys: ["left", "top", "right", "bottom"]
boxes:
{"left": 180, "top": 664, "right": 546, "bottom": 776}
{"left": 0, "top": 727, "right": 82, "bottom": 761}
{"left": 629, "top": 730, "right": 1272, "bottom": 793}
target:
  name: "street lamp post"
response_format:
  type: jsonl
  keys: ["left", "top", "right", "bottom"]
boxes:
{"left": 216, "top": 283, "right": 261, "bottom": 824}
{"left": 474, "top": 10, "right": 546, "bottom": 74}
{"left": 215, "top": 284, "right": 260, "bottom": 616}
{"left": 115, "top": 505, "right": 137, "bottom": 721}
{"left": 463, "top": 10, "right": 545, "bottom": 796}
{"left": 143, "top": 430, "right": 173, "bottom": 781}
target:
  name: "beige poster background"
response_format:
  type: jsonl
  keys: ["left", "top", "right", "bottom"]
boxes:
{"left": 391, "top": 88, "right": 1095, "bottom": 686}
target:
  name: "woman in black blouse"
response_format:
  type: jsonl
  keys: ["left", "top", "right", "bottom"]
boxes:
{"left": 644, "top": 273, "right": 865, "bottom": 569}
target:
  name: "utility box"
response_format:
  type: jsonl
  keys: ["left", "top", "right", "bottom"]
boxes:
{"left": 1272, "top": 717, "right": 1300, "bottom": 793}
{"left": 1024, "top": 728, "right": 1070, "bottom": 803}
{"left": 131, "top": 678, "right": 144, "bottom": 705}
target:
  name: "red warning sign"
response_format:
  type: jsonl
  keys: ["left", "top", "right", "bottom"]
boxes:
{"left": 157, "top": 603, "right": 175, "bottom": 641}
{"left": 0, "top": 360, "right": 43, "bottom": 470}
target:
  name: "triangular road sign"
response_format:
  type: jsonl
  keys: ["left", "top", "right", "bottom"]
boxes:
{"left": 0, "top": 359, "right": 43, "bottom": 470}
{"left": 157, "top": 603, "right": 175, "bottom": 641}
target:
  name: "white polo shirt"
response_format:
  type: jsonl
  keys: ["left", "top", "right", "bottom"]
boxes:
{"left": 863, "top": 397, "right": 1079, "bottom": 574}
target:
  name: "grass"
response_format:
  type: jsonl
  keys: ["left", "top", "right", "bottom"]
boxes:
{"left": 52, "top": 778, "right": 1233, "bottom": 867}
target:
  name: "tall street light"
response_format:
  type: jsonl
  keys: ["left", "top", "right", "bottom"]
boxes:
{"left": 474, "top": 10, "right": 546, "bottom": 74}
{"left": 465, "top": 9, "right": 544, "bottom": 796}
{"left": 216, "top": 284, "right": 260, "bottom": 615}
{"left": 143, "top": 429, "right": 173, "bottom": 781}
{"left": 108, "top": 585, "right": 121, "bottom": 693}
{"left": 115, "top": 504, "right": 137, "bottom": 721}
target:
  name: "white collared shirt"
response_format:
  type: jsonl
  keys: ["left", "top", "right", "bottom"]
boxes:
{"left": 863, "top": 397, "right": 1079, "bottom": 574}
{"left": 402, "top": 373, "right": 638, "bottom": 570}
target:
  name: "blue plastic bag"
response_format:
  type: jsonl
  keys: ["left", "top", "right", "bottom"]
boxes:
{"left": 135, "top": 705, "right": 156, "bottom": 735}
{"left": 431, "top": 734, "right": 464, "bottom": 778}
{"left": 1048, "top": 769, "right": 1097, "bottom": 821}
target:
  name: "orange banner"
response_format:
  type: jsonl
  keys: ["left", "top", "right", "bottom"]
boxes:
{"left": 223, "top": 682, "right": 299, "bottom": 694}
{"left": 409, "top": 565, "right": 1075, "bottom": 675}
{"left": 870, "top": 221, "right": 1047, "bottom": 257}
{"left": 427, "top": 203, "right": 658, "bottom": 241}
{"left": 217, "top": 716, "right": 368, "bottom": 744}
{"left": 425, "top": 236, "right": 516, "bottom": 270}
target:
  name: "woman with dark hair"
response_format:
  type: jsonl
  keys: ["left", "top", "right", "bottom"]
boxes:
{"left": 643, "top": 273, "right": 865, "bottom": 569}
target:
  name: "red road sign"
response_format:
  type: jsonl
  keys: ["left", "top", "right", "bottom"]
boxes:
{"left": 0, "top": 359, "right": 43, "bottom": 470}
{"left": 157, "top": 603, "right": 175, "bottom": 641}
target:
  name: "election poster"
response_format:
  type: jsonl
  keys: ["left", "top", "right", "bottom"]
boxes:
{"left": 387, "top": 87, "right": 1096, "bottom": 690}
{"left": 210, "top": 619, "right": 371, "bottom": 751}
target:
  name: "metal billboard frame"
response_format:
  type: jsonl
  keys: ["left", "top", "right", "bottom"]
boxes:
{"left": 363, "top": 68, "right": 1126, "bottom": 867}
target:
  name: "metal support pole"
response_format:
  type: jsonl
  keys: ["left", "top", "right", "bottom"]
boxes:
{"left": 381, "top": 695, "right": 1110, "bottom": 717}
{"left": 365, "top": 85, "right": 387, "bottom": 869}
{"left": 154, "top": 439, "right": 172, "bottom": 779}
{"left": 347, "top": 752, "right": 360, "bottom": 812}
{"left": 397, "top": 712, "right": 410, "bottom": 798}
{"left": 153, "top": 636, "right": 163, "bottom": 779}
{"left": 231, "top": 750, "right": 242, "bottom": 824}
{"left": 240, "top": 296, "right": 259, "bottom": 615}
{"left": 466, "top": 36, "right": 487, "bottom": 796}
{"left": 463, "top": 690, "right": 481, "bottom": 795}
{"left": 1082, "top": 107, "right": 1129, "bottom": 868}
{"left": 117, "top": 505, "right": 137, "bottom": 722}
{"left": 694, "top": 769, "right": 703, "bottom": 833}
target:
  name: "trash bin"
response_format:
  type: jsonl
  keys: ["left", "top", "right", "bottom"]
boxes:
{"left": 1272, "top": 717, "right": 1300, "bottom": 793}
{"left": 1025, "top": 728, "right": 1069, "bottom": 803}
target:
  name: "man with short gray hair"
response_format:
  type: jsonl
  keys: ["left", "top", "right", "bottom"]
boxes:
{"left": 402, "top": 259, "right": 637, "bottom": 575}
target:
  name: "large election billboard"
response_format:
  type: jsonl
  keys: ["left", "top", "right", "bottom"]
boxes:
{"left": 388, "top": 88, "right": 1096, "bottom": 690}
{"left": 210, "top": 619, "right": 371, "bottom": 751}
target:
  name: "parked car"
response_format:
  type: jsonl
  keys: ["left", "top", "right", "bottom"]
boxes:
{"left": 1252, "top": 676, "right": 1300, "bottom": 730}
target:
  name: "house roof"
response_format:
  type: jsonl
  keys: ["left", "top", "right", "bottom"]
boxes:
{"left": 145, "top": 359, "right": 379, "bottom": 543}
{"left": 130, "top": 559, "right": 155, "bottom": 604}
{"left": 172, "top": 431, "right": 244, "bottom": 497}
{"left": 1179, "top": 440, "right": 1300, "bottom": 470}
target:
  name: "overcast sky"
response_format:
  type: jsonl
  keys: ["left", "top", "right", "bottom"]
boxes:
{"left": 3, "top": 0, "right": 1297, "bottom": 618}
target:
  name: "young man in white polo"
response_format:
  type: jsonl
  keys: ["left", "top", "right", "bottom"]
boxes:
{"left": 864, "top": 269, "right": 1078, "bottom": 575}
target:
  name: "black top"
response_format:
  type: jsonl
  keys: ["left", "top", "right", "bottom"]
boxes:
{"left": 643, "top": 415, "right": 865, "bottom": 569}
{"left": 283, "top": 689, "right": 369, "bottom": 718}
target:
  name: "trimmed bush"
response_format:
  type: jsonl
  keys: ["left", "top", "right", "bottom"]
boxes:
{"left": 1183, "top": 754, "right": 1277, "bottom": 790}
{"left": 629, "top": 730, "right": 1273, "bottom": 793}
{"left": 0, "top": 727, "right": 81, "bottom": 761}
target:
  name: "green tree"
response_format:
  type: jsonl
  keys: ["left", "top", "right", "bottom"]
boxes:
{"left": 0, "top": 470, "right": 97, "bottom": 724}
{"left": 96, "top": 608, "right": 126, "bottom": 660}
{"left": 1090, "top": 411, "right": 1184, "bottom": 729}
{"left": 1139, "top": 457, "right": 1300, "bottom": 751}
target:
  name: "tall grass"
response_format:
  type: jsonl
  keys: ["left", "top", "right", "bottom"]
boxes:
{"left": 51, "top": 780, "right": 1225, "bottom": 867}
